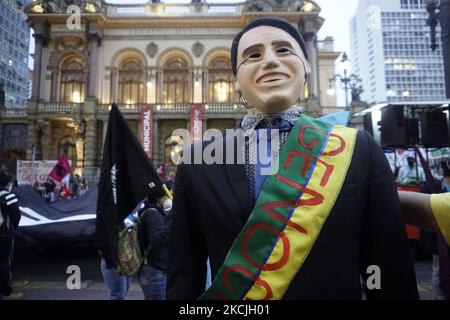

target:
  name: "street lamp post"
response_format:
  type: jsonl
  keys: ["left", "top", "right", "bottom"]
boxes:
{"left": 427, "top": 0, "right": 450, "bottom": 98}
{"left": 327, "top": 52, "right": 363, "bottom": 111}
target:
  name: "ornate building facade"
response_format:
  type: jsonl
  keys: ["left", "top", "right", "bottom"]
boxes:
{"left": 0, "top": 0, "right": 339, "bottom": 181}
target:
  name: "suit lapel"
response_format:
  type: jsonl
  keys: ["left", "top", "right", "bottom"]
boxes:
{"left": 222, "top": 128, "right": 253, "bottom": 221}
{"left": 224, "top": 163, "right": 253, "bottom": 221}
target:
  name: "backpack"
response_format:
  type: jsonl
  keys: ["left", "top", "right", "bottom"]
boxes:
{"left": 117, "top": 221, "right": 143, "bottom": 276}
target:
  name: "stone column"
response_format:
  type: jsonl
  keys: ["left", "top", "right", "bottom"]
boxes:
{"left": 50, "top": 67, "right": 59, "bottom": 102}
{"left": 110, "top": 68, "right": 118, "bottom": 103}
{"left": 203, "top": 68, "right": 208, "bottom": 102}
{"left": 72, "top": 121, "right": 83, "bottom": 171}
{"left": 88, "top": 34, "right": 100, "bottom": 100}
{"left": 153, "top": 118, "right": 159, "bottom": 164}
{"left": 84, "top": 120, "right": 97, "bottom": 167}
{"left": 40, "top": 121, "right": 52, "bottom": 160}
{"left": 202, "top": 118, "right": 207, "bottom": 134}
{"left": 304, "top": 32, "right": 319, "bottom": 98}
{"left": 83, "top": 119, "right": 98, "bottom": 180}
{"left": 31, "top": 34, "right": 45, "bottom": 100}
{"left": 26, "top": 121, "right": 37, "bottom": 160}
{"left": 193, "top": 67, "right": 202, "bottom": 103}
{"left": 156, "top": 69, "right": 162, "bottom": 103}
{"left": 96, "top": 119, "right": 108, "bottom": 162}
{"left": 146, "top": 67, "right": 156, "bottom": 104}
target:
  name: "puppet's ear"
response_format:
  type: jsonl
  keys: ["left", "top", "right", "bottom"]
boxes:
{"left": 304, "top": 59, "right": 312, "bottom": 76}
{"left": 234, "top": 79, "right": 241, "bottom": 93}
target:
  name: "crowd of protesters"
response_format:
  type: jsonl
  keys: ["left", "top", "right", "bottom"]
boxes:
{"left": 31, "top": 174, "right": 89, "bottom": 202}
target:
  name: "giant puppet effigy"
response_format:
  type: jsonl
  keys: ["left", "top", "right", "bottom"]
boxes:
{"left": 167, "top": 17, "right": 419, "bottom": 300}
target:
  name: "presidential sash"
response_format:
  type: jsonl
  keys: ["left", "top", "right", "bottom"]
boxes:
{"left": 200, "top": 115, "right": 357, "bottom": 300}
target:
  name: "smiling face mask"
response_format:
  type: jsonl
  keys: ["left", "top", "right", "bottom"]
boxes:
{"left": 234, "top": 26, "right": 310, "bottom": 114}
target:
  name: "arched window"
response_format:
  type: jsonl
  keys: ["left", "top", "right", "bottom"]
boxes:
{"left": 59, "top": 58, "right": 85, "bottom": 103}
{"left": 163, "top": 57, "right": 189, "bottom": 104}
{"left": 208, "top": 58, "right": 234, "bottom": 103}
{"left": 118, "top": 58, "right": 144, "bottom": 104}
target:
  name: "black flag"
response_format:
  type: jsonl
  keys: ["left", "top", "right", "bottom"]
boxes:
{"left": 96, "top": 103, "right": 162, "bottom": 252}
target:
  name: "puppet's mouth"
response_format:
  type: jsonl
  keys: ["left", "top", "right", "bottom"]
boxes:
{"left": 257, "top": 73, "right": 289, "bottom": 84}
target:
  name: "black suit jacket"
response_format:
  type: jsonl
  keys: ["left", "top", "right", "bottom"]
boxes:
{"left": 167, "top": 128, "right": 419, "bottom": 300}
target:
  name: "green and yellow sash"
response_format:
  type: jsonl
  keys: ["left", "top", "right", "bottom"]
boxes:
{"left": 200, "top": 115, "right": 357, "bottom": 300}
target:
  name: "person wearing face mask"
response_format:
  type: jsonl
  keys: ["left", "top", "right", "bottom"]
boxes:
{"left": 167, "top": 17, "right": 418, "bottom": 300}
{"left": 161, "top": 181, "right": 173, "bottom": 213}
{"left": 136, "top": 183, "right": 170, "bottom": 300}
{"left": 0, "top": 171, "right": 22, "bottom": 300}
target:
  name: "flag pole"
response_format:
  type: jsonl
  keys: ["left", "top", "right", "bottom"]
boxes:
{"left": 162, "top": 184, "right": 173, "bottom": 200}
{"left": 31, "top": 144, "right": 36, "bottom": 183}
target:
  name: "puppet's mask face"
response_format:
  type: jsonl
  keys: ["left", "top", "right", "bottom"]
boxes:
{"left": 235, "top": 26, "right": 310, "bottom": 113}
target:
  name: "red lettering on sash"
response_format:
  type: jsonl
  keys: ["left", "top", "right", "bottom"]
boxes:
{"left": 298, "top": 125, "right": 319, "bottom": 150}
{"left": 241, "top": 223, "right": 290, "bottom": 270}
{"left": 260, "top": 201, "right": 308, "bottom": 234}
{"left": 298, "top": 125, "right": 345, "bottom": 157}
{"left": 322, "top": 133, "right": 345, "bottom": 157}
{"left": 222, "top": 265, "right": 273, "bottom": 300}
{"left": 276, "top": 175, "right": 324, "bottom": 207}
{"left": 284, "top": 151, "right": 334, "bottom": 187}
{"left": 223, "top": 265, "right": 254, "bottom": 291}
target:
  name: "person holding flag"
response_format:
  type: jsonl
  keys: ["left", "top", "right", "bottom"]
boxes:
{"left": 96, "top": 103, "right": 171, "bottom": 300}
{"left": 48, "top": 153, "right": 72, "bottom": 186}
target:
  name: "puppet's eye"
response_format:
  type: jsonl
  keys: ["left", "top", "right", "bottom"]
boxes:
{"left": 248, "top": 52, "right": 261, "bottom": 59}
{"left": 276, "top": 47, "right": 292, "bottom": 54}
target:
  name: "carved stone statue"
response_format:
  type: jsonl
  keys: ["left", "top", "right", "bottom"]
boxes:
{"left": 43, "top": 0, "right": 83, "bottom": 13}
{"left": 351, "top": 86, "right": 364, "bottom": 102}
{"left": 246, "top": 1, "right": 273, "bottom": 12}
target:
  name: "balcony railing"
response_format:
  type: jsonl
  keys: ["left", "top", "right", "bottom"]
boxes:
{"left": 154, "top": 103, "right": 245, "bottom": 113}
{"left": 203, "top": 103, "right": 245, "bottom": 113}
{"left": 41, "top": 102, "right": 82, "bottom": 114}
{"left": 95, "top": 103, "right": 245, "bottom": 114}
{"left": 0, "top": 108, "right": 28, "bottom": 118}
{"left": 24, "top": 103, "right": 245, "bottom": 116}
{"left": 155, "top": 103, "right": 191, "bottom": 113}
{"left": 97, "top": 103, "right": 142, "bottom": 114}
{"left": 207, "top": 5, "right": 237, "bottom": 15}
{"left": 107, "top": 3, "right": 240, "bottom": 17}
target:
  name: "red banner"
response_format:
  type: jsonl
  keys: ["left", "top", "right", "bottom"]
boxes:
{"left": 140, "top": 105, "right": 154, "bottom": 159}
{"left": 190, "top": 104, "right": 203, "bottom": 143}
{"left": 48, "top": 153, "right": 72, "bottom": 182}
